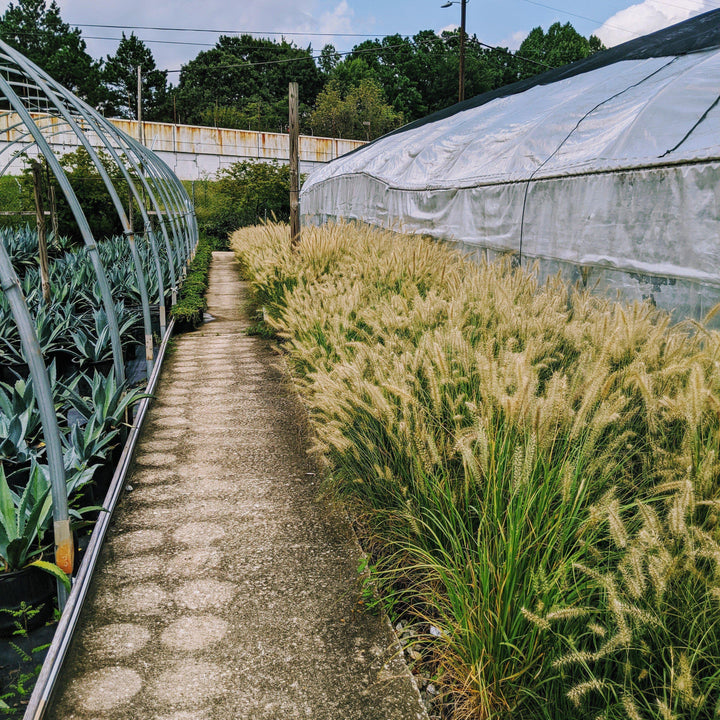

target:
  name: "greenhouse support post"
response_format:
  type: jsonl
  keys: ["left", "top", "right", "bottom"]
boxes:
{"left": 30, "top": 160, "right": 50, "bottom": 303}
{"left": 289, "top": 81, "right": 300, "bottom": 247}
{"left": 0, "top": 243, "right": 72, "bottom": 608}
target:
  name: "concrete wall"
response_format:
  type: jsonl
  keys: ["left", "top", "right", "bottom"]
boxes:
{"left": 0, "top": 114, "right": 366, "bottom": 180}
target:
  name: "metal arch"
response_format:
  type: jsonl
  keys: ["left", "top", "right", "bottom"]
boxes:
{"left": 123, "top": 137, "right": 194, "bottom": 264}
{"left": 17, "top": 109, "right": 172, "bottom": 337}
{"left": 0, "top": 242, "right": 72, "bottom": 608}
{"left": 127, "top": 140, "right": 191, "bottom": 263}
{"left": 93, "top": 120, "right": 186, "bottom": 281}
{"left": 28, "top": 86, "right": 180, "bottom": 330}
{"left": 0, "top": 44, "right": 158, "bottom": 378}
{"left": 67, "top": 106, "right": 182, "bottom": 300}
{"left": 84, "top": 112, "right": 188, "bottom": 279}
{"left": 0, "top": 72, "right": 126, "bottom": 385}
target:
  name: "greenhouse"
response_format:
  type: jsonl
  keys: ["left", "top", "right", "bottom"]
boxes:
{"left": 0, "top": 37, "right": 197, "bottom": 716}
{"left": 301, "top": 9, "right": 720, "bottom": 320}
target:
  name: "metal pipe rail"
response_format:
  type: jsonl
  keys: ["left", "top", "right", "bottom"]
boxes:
{"left": 22, "top": 318, "right": 176, "bottom": 720}
{"left": 0, "top": 41, "right": 200, "bottom": 718}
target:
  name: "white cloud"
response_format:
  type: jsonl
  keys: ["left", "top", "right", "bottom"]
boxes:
{"left": 595, "top": 0, "right": 713, "bottom": 48}
{"left": 501, "top": 30, "right": 529, "bottom": 51}
{"left": 317, "top": 1, "right": 355, "bottom": 35}
{"left": 48, "top": 0, "right": 362, "bottom": 69}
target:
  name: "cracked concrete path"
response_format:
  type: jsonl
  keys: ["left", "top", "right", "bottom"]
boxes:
{"left": 48, "top": 251, "right": 428, "bottom": 720}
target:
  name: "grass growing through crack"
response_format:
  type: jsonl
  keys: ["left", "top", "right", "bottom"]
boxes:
{"left": 232, "top": 221, "right": 720, "bottom": 719}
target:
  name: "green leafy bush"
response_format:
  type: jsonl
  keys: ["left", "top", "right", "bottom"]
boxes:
{"left": 170, "top": 235, "right": 213, "bottom": 330}
{"left": 192, "top": 161, "right": 301, "bottom": 242}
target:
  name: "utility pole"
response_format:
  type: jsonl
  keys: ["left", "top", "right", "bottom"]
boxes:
{"left": 442, "top": 0, "right": 468, "bottom": 102}
{"left": 289, "top": 81, "right": 300, "bottom": 248}
{"left": 459, "top": 0, "right": 467, "bottom": 102}
{"left": 137, "top": 65, "right": 144, "bottom": 145}
{"left": 44, "top": 162, "right": 58, "bottom": 240}
{"left": 30, "top": 160, "right": 50, "bottom": 303}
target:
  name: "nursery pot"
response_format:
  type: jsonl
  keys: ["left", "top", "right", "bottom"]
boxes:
{"left": 0, "top": 565, "right": 55, "bottom": 637}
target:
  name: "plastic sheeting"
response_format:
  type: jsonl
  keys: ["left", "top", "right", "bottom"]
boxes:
{"left": 301, "top": 12, "right": 720, "bottom": 320}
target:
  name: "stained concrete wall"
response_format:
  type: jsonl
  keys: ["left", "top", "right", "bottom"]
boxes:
{"left": 0, "top": 114, "right": 365, "bottom": 180}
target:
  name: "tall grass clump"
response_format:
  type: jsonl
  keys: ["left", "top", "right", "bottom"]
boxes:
{"left": 232, "top": 221, "right": 720, "bottom": 719}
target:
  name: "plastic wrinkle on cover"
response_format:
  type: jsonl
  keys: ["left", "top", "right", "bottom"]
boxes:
{"left": 301, "top": 10, "right": 720, "bottom": 320}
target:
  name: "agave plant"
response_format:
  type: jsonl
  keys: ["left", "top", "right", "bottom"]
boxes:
{"left": 0, "top": 463, "right": 69, "bottom": 587}
{"left": 17, "top": 459, "right": 98, "bottom": 526}
{"left": 62, "top": 416, "right": 120, "bottom": 468}
{"left": 0, "top": 399, "right": 39, "bottom": 467}
{"left": 65, "top": 369, "right": 150, "bottom": 431}
{"left": 0, "top": 302, "right": 74, "bottom": 366}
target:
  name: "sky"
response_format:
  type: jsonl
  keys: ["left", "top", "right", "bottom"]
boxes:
{"left": 4, "top": 0, "right": 718, "bottom": 78}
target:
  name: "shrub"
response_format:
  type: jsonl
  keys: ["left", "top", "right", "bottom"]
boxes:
{"left": 192, "top": 161, "right": 301, "bottom": 242}
{"left": 170, "top": 234, "right": 213, "bottom": 330}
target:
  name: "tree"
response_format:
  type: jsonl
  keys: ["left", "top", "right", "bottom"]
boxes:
{"left": 195, "top": 160, "right": 296, "bottom": 239}
{"left": 175, "top": 35, "right": 323, "bottom": 132}
{"left": 103, "top": 33, "right": 169, "bottom": 121}
{"left": 311, "top": 77, "right": 403, "bottom": 140}
{"left": 0, "top": 0, "right": 104, "bottom": 105}
{"left": 318, "top": 44, "right": 341, "bottom": 76}
{"left": 515, "top": 22, "right": 605, "bottom": 80}
{"left": 20, "top": 148, "right": 129, "bottom": 243}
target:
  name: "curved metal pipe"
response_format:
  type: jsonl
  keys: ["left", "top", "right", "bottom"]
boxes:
{"left": 0, "top": 242, "right": 72, "bottom": 606}
{"left": 0, "top": 69, "right": 126, "bottom": 385}
{"left": 1, "top": 45, "right": 157, "bottom": 379}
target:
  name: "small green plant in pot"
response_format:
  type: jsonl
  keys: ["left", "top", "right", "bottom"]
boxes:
{"left": 0, "top": 464, "right": 70, "bottom": 637}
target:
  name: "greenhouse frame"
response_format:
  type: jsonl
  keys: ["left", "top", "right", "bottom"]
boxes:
{"left": 0, "top": 37, "right": 197, "bottom": 704}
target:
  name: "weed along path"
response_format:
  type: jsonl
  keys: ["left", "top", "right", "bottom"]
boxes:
{"left": 48, "top": 251, "right": 427, "bottom": 720}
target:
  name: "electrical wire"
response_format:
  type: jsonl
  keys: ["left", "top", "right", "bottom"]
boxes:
{"left": 517, "top": 0, "right": 719, "bottom": 38}
{"left": 69, "top": 23, "right": 398, "bottom": 39}
{"left": 516, "top": 0, "right": 643, "bottom": 36}
{"left": 162, "top": 33, "right": 555, "bottom": 74}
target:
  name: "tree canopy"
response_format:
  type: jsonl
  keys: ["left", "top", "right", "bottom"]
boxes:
{"left": 174, "top": 35, "right": 324, "bottom": 131}
{"left": 0, "top": 0, "right": 104, "bottom": 105}
{"left": 0, "top": 1, "right": 605, "bottom": 137}
{"left": 103, "top": 33, "right": 169, "bottom": 121}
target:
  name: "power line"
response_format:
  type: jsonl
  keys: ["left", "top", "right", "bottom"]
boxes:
{"left": 69, "top": 23, "right": 397, "bottom": 39}
{"left": 516, "top": 0, "right": 643, "bottom": 37}
{"left": 516, "top": 0, "right": 720, "bottom": 38}
{"left": 162, "top": 33, "right": 554, "bottom": 74}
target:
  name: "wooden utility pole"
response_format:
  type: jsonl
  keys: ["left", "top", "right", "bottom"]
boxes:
{"left": 30, "top": 161, "right": 50, "bottom": 303}
{"left": 137, "top": 65, "right": 144, "bottom": 145}
{"left": 459, "top": 0, "right": 467, "bottom": 102}
{"left": 289, "top": 82, "right": 300, "bottom": 247}
{"left": 44, "top": 162, "right": 58, "bottom": 239}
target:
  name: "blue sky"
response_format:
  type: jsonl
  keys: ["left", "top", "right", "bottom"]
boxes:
{"left": 17, "top": 0, "right": 719, "bottom": 74}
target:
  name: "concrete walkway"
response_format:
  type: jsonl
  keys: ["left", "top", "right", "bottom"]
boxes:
{"left": 49, "top": 252, "right": 427, "bottom": 720}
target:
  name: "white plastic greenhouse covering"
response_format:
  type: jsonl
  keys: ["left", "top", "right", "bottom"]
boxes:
{"left": 301, "top": 10, "right": 720, "bottom": 320}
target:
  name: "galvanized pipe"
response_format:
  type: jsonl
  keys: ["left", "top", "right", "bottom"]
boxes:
{"left": 0, "top": 46, "right": 157, "bottom": 379}
{"left": 0, "top": 70, "right": 125, "bottom": 384}
{"left": 0, "top": 242, "right": 72, "bottom": 607}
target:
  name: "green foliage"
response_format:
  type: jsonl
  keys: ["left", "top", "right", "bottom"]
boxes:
{"left": 0, "top": 603, "right": 52, "bottom": 716}
{"left": 0, "top": 0, "right": 105, "bottom": 105}
{"left": 0, "top": 463, "right": 51, "bottom": 573}
{"left": 516, "top": 22, "right": 605, "bottom": 80}
{"left": 18, "top": 149, "right": 133, "bottom": 244}
{"left": 175, "top": 35, "right": 323, "bottom": 131}
{"left": 170, "top": 235, "right": 214, "bottom": 330}
{"left": 311, "top": 77, "right": 403, "bottom": 140}
{"left": 103, "top": 32, "right": 169, "bottom": 121}
{"left": 195, "top": 161, "right": 295, "bottom": 241}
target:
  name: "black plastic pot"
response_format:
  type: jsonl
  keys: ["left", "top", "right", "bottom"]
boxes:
{"left": 0, "top": 565, "right": 56, "bottom": 637}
